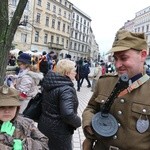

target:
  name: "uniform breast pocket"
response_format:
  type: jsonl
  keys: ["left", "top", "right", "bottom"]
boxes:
{"left": 130, "top": 102, "right": 150, "bottom": 130}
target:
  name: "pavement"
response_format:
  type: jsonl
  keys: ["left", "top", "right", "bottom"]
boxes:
{"left": 72, "top": 79, "right": 93, "bottom": 150}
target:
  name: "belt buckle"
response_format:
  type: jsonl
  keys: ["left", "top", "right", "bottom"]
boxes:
{"left": 109, "top": 145, "right": 119, "bottom": 150}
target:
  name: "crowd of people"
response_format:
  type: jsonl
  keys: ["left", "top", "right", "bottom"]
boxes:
{"left": 1, "top": 29, "right": 150, "bottom": 150}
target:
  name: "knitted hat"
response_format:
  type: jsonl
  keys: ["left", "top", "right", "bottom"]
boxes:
{"left": 17, "top": 53, "right": 31, "bottom": 64}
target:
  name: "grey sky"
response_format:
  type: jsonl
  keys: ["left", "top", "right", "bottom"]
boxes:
{"left": 69, "top": 0, "right": 150, "bottom": 55}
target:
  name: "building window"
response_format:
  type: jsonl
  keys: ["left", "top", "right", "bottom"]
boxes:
{"left": 57, "top": 21, "right": 61, "bottom": 30}
{"left": 36, "top": 13, "right": 41, "bottom": 23}
{"left": 70, "top": 41, "right": 72, "bottom": 49}
{"left": 76, "top": 15, "right": 79, "bottom": 21}
{"left": 44, "top": 33, "right": 48, "bottom": 44}
{"left": 75, "top": 32, "right": 78, "bottom": 39}
{"left": 67, "top": 25, "right": 70, "bottom": 33}
{"left": 68, "top": 13, "right": 71, "bottom": 20}
{"left": 47, "top": 2, "right": 50, "bottom": 10}
{"left": 146, "top": 24, "right": 149, "bottom": 32}
{"left": 37, "top": 0, "right": 42, "bottom": 6}
{"left": 10, "top": 11, "right": 14, "bottom": 21}
{"left": 83, "top": 27, "right": 86, "bottom": 33}
{"left": 52, "top": 19, "right": 55, "bottom": 28}
{"left": 69, "top": 4, "right": 71, "bottom": 9}
{"left": 83, "top": 35, "right": 85, "bottom": 42}
{"left": 79, "top": 33, "right": 81, "bottom": 40}
{"left": 73, "top": 13, "right": 75, "bottom": 18}
{"left": 65, "top": 1, "right": 67, "bottom": 6}
{"left": 35, "top": 31, "right": 39, "bottom": 42}
{"left": 24, "top": 15, "right": 28, "bottom": 25}
{"left": 87, "top": 22, "right": 89, "bottom": 27}
{"left": 12, "top": 0, "right": 17, "bottom": 6}
{"left": 76, "top": 23, "right": 78, "bottom": 29}
{"left": 72, "top": 21, "right": 74, "bottom": 27}
{"left": 21, "top": 33, "right": 27, "bottom": 43}
{"left": 74, "top": 43, "right": 77, "bottom": 50}
{"left": 80, "top": 24, "right": 82, "bottom": 31}
{"left": 56, "top": 37, "right": 59, "bottom": 44}
{"left": 66, "top": 40, "right": 68, "bottom": 48}
{"left": 58, "top": 8, "right": 61, "bottom": 15}
{"left": 142, "top": 26, "right": 144, "bottom": 32}
{"left": 63, "top": 23, "right": 65, "bottom": 32}
{"left": 71, "top": 31, "right": 73, "bottom": 37}
{"left": 78, "top": 44, "right": 80, "bottom": 51}
{"left": 45, "top": 16, "right": 49, "bottom": 26}
{"left": 53, "top": 5, "right": 56, "bottom": 13}
{"left": 64, "top": 11, "right": 66, "bottom": 18}
{"left": 62, "top": 38, "right": 64, "bottom": 45}
{"left": 51, "top": 35, "right": 54, "bottom": 43}
{"left": 84, "top": 20, "right": 86, "bottom": 25}
{"left": 82, "top": 45, "right": 84, "bottom": 52}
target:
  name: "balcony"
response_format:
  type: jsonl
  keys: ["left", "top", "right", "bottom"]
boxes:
{"left": 48, "top": 42, "right": 64, "bottom": 50}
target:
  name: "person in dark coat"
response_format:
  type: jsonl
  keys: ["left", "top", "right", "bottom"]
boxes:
{"left": 38, "top": 59, "right": 81, "bottom": 150}
{"left": 39, "top": 55, "right": 49, "bottom": 76}
{"left": 80, "top": 60, "right": 91, "bottom": 88}
{"left": 76, "top": 59, "right": 83, "bottom": 91}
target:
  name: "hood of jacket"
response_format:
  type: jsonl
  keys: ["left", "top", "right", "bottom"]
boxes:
{"left": 26, "top": 71, "right": 44, "bottom": 85}
{"left": 43, "top": 71, "right": 74, "bottom": 91}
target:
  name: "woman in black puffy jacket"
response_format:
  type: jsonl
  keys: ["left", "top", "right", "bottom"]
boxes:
{"left": 38, "top": 59, "right": 81, "bottom": 150}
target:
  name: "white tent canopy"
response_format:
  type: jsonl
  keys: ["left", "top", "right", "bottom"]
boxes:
{"left": 25, "top": 50, "right": 42, "bottom": 56}
{"left": 10, "top": 49, "right": 21, "bottom": 56}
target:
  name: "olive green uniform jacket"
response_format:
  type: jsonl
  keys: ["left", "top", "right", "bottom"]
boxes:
{"left": 82, "top": 75, "right": 150, "bottom": 150}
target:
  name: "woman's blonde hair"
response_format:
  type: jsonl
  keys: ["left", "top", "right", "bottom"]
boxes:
{"left": 56, "top": 59, "right": 75, "bottom": 76}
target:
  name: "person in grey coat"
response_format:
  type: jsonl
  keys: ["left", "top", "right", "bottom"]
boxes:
{"left": 38, "top": 59, "right": 81, "bottom": 150}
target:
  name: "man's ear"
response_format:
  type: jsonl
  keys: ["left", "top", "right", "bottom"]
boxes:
{"left": 141, "top": 49, "right": 147, "bottom": 61}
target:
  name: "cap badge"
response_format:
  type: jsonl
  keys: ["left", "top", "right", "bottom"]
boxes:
{"left": 2, "top": 85, "right": 9, "bottom": 94}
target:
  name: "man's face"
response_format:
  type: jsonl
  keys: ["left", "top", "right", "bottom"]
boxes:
{"left": 113, "top": 49, "right": 147, "bottom": 78}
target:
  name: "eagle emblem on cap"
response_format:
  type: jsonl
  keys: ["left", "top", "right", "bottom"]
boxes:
{"left": 2, "top": 85, "right": 9, "bottom": 94}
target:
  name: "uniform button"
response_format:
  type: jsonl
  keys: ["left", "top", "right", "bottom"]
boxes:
{"left": 113, "top": 135, "right": 117, "bottom": 139}
{"left": 101, "top": 100, "right": 105, "bottom": 103}
{"left": 120, "top": 99, "right": 125, "bottom": 103}
{"left": 118, "top": 111, "right": 122, "bottom": 115}
{"left": 142, "top": 109, "right": 147, "bottom": 113}
{"left": 118, "top": 123, "right": 121, "bottom": 127}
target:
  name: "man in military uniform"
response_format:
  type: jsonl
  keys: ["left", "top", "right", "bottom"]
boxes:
{"left": 82, "top": 29, "right": 150, "bottom": 150}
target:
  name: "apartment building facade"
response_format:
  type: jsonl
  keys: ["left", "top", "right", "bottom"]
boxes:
{"left": 9, "top": 0, "right": 34, "bottom": 51}
{"left": 89, "top": 28, "right": 99, "bottom": 62}
{"left": 31, "top": 0, "right": 73, "bottom": 59}
{"left": 124, "top": 6, "right": 150, "bottom": 63}
{"left": 9, "top": 0, "right": 99, "bottom": 61}
{"left": 69, "top": 5, "right": 92, "bottom": 61}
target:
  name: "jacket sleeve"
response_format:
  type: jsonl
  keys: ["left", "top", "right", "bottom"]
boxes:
{"left": 23, "top": 121, "right": 49, "bottom": 150}
{"left": 59, "top": 86, "right": 81, "bottom": 129}
{"left": 0, "top": 143, "right": 12, "bottom": 150}
{"left": 17, "top": 76, "right": 33, "bottom": 94}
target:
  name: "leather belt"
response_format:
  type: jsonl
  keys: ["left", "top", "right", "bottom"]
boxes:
{"left": 109, "top": 145, "right": 120, "bottom": 150}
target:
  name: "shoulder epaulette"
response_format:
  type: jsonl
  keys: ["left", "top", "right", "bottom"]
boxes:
{"left": 99, "top": 73, "right": 118, "bottom": 79}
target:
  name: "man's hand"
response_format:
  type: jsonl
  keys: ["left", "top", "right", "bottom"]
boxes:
{"left": 85, "top": 126, "right": 94, "bottom": 135}
{"left": 13, "top": 139, "right": 23, "bottom": 150}
{"left": 0, "top": 121, "right": 15, "bottom": 136}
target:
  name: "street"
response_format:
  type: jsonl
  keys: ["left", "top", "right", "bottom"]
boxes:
{"left": 72, "top": 79, "right": 93, "bottom": 150}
